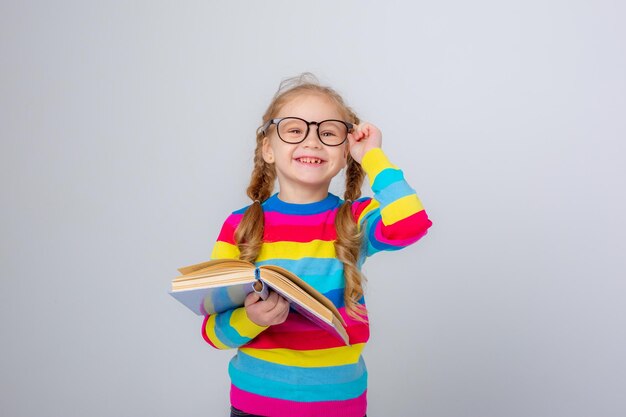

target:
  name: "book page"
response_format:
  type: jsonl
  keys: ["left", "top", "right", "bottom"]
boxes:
{"left": 260, "top": 265, "right": 346, "bottom": 326}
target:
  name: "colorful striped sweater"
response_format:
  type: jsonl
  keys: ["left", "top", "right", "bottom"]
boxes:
{"left": 203, "top": 148, "right": 432, "bottom": 417}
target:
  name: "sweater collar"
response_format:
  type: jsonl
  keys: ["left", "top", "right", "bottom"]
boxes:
{"left": 263, "top": 193, "right": 340, "bottom": 214}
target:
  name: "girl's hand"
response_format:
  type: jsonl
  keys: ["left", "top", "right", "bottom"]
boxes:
{"left": 244, "top": 291, "right": 290, "bottom": 327}
{"left": 347, "top": 122, "right": 383, "bottom": 164}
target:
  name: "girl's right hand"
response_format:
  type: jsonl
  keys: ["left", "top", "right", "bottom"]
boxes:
{"left": 244, "top": 291, "right": 290, "bottom": 327}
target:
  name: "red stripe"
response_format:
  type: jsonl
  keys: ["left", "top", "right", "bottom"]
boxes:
{"left": 244, "top": 318, "right": 369, "bottom": 350}
{"left": 216, "top": 222, "right": 237, "bottom": 244}
{"left": 201, "top": 315, "right": 218, "bottom": 349}
{"left": 381, "top": 210, "right": 432, "bottom": 240}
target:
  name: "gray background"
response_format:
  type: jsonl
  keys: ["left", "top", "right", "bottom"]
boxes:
{"left": 2, "top": 1, "right": 625, "bottom": 416}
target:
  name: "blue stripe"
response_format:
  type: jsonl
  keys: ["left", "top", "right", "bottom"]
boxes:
{"left": 215, "top": 310, "right": 251, "bottom": 347}
{"left": 368, "top": 235, "right": 402, "bottom": 252}
{"left": 320, "top": 288, "right": 365, "bottom": 308}
{"left": 302, "top": 271, "right": 344, "bottom": 294}
{"left": 233, "top": 206, "right": 249, "bottom": 215}
{"left": 362, "top": 217, "right": 401, "bottom": 256}
{"left": 263, "top": 193, "right": 340, "bottom": 214}
{"left": 257, "top": 258, "right": 343, "bottom": 278}
{"left": 229, "top": 359, "right": 367, "bottom": 401}
{"left": 323, "top": 287, "right": 345, "bottom": 308}
{"left": 375, "top": 181, "right": 416, "bottom": 210}
{"left": 257, "top": 258, "right": 345, "bottom": 295}
{"left": 364, "top": 240, "right": 378, "bottom": 257}
{"left": 231, "top": 351, "right": 367, "bottom": 385}
{"left": 371, "top": 168, "right": 404, "bottom": 193}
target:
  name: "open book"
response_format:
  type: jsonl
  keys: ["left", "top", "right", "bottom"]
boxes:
{"left": 170, "top": 259, "right": 349, "bottom": 345}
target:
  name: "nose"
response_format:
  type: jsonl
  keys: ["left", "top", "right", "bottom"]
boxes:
{"left": 301, "top": 124, "right": 322, "bottom": 148}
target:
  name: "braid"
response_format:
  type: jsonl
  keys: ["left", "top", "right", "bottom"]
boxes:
{"left": 235, "top": 132, "right": 276, "bottom": 262}
{"left": 335, "top": 153, "right": 367, "bottom": 321}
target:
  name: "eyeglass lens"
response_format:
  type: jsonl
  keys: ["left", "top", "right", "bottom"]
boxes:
{"left": 277, "top": 118, "right": 348, "bottom": 146}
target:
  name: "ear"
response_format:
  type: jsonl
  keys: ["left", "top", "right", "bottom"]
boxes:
{"left": 262, "top": 137, "right": 274, "bottom": 163}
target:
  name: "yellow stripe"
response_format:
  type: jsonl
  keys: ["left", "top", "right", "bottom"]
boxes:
{"left": 211, "top": 241, "right": 240, "bottom": 259}
{"left": 256, "top": 240, "right": 335, "bottom": 261}
{"left": 380, "top": 195, "right": 423, "bottom": 225}
{"left": 240, "top": 343, "right": 366, "bottom": 367}
{"left": 356, "top": 199, "right": 380, "bottom": 230}
{"left": 360, "top": 148, "right": 398, "bottom": 187}
{"left": 230, "top": 308, "right": 268, "bottom": 338}
{"left": 205, "top": 315, "right": 230, "bottom": 350}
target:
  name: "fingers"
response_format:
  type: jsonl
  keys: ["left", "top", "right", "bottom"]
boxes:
{"left": 265, "top": 292, "right": 289, "bottom": 318}
{"left": 260, "top": 293, "right": 289, "bottom": 325}
{"left": 268, "top": 294, "right": 290, "bottom": 323}
{"left": 351, "top": 123, "right": 377, "bottom": 142}
{"left": 244, "top": 292, "right": 261, "bottom": 307}
{"left": 353, "top": 122, "right": 383, "bottom": 147}
{"left": 350, "top": 124, "right": 366, "bottom": 142}
{"left": 245, "top": 291, "right": 290, "bottom": 326}
{"left": 264, "top": 291, "right": 282, "bottom": 310}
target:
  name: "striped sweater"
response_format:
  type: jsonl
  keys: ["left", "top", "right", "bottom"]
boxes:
{"left": 203, "top": 148, "right": 432, "bottom": 417}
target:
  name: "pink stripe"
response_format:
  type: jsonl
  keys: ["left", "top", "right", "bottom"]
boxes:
{"left": 225, "top": 213, "right": 243, "bottom": 227}
{"left": 374, "top": 226, "right": 428, "bottom": 248}
{"left": 264, "top": 224, "right": 337, "bottom": 242}
{"left": 265, "top": 210, "right": 337, "bottom": 226}
{"left": 218, "top": 211, "right": 339, "bottom": 243}
{"left": 231, "top": 385, "right": 367, "bottom": 417}
{"left": 351, "top": 199, "right": 373, "bottom": 221}
{"left": 375, "top": 210, "right": 432, "bottom": 246}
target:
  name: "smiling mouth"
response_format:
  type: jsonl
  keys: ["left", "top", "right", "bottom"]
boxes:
{"left": 295, "top": 157, "right": 324, "bottom": 164}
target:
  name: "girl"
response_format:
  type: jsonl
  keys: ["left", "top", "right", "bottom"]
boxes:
{"left": 203, "top": 74, "right": 432, "bottom": 417}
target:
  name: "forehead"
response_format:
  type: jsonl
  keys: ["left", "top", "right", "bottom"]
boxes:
{"left": 276, "top": 92, "right": 344, "bottom": 120}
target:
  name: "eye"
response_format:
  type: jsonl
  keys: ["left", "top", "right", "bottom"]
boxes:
{"left": 320, "top": 130, "right": 338, "bottom": 137}
{"left": 287, "top": 128, "right": 303, "bottom": 135}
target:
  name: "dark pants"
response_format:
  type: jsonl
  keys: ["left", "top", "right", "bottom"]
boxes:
{"left": 231, "top": 406, "right": 366, "bottom": 417}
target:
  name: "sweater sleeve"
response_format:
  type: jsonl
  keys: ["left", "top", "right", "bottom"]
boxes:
{"left": 352, "top": 148, "right": 432, "bottom": 258}
{"left": 201, "top": 213, "right": 268, "bottom": 350}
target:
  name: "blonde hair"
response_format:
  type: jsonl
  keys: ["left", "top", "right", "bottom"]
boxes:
{"left": 235, "top": 73, "right": 367, "bottom": 321}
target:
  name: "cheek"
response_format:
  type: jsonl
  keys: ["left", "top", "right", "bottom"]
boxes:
{"left": 331, "top": 148, "right": 348, "bottom": 168}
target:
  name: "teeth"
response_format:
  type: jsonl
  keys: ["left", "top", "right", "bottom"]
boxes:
{"left": 299, "top": 157, "right": 322, "bottom": 164}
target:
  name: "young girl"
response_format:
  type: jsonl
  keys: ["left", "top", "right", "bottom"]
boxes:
{"left": 203, "top": 74, "right": 432, "bottom": 417}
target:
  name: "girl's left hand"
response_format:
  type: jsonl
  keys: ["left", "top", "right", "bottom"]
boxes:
{"left": 347, "top": 122, "right": 382, "bottom": 164}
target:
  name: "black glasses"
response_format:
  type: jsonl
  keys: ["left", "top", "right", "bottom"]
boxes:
{"left": 261, "top": 117, "right": 354, "bottom": 147}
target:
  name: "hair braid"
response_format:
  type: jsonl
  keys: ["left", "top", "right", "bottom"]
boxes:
{"left": 335, "top": 154, "right": 367, "bottom": 321}
{"left": 235, "top": 132, "right": 276, "bottom": 262}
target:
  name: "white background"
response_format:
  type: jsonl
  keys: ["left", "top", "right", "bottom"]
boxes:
{"left": 1, "top": 1, "right": 625, "bottom": 416}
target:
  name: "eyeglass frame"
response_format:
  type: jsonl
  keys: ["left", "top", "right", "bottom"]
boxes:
{"left": 260, "top": 117, "right": 354, "bottom": 147}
